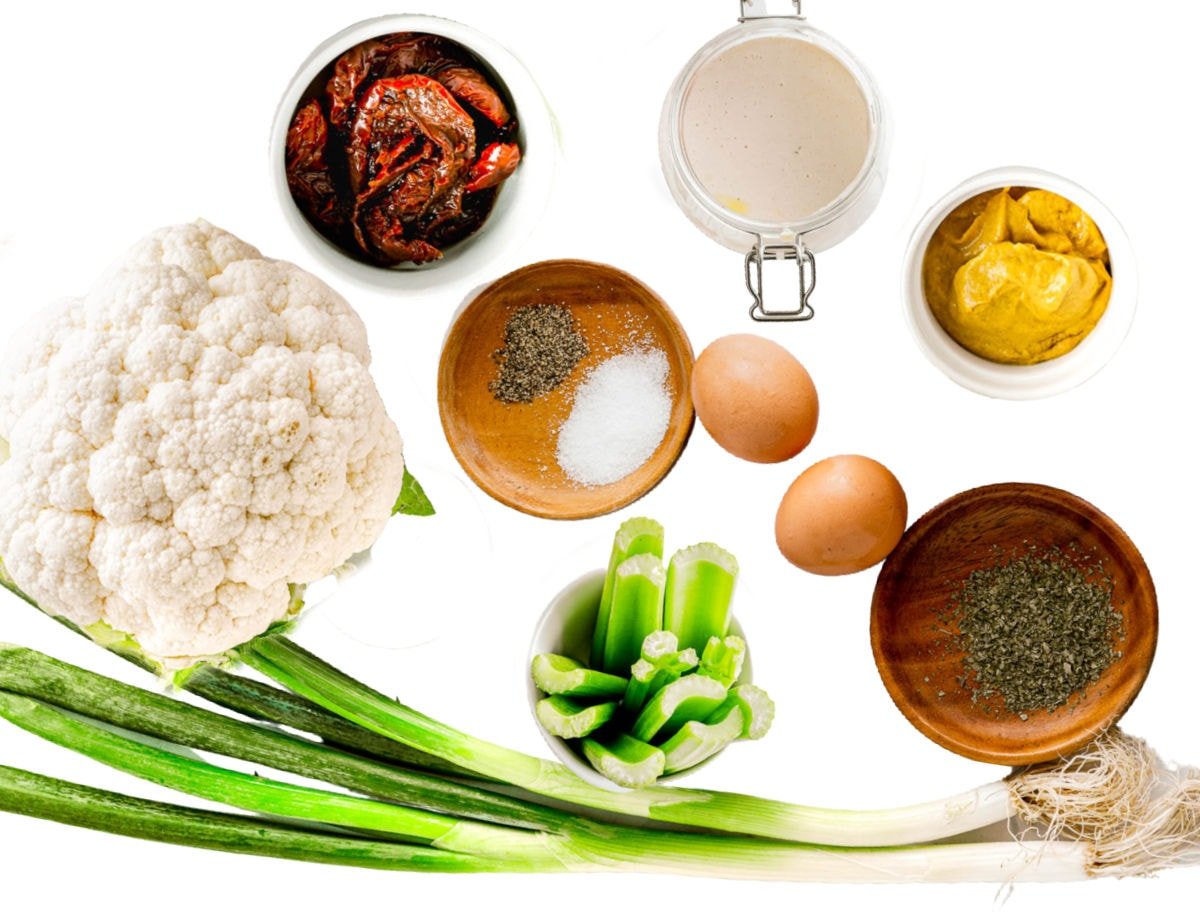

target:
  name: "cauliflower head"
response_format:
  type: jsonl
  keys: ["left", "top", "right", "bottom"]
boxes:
{"left": 0, "top": 221, "right": 405, "bottom": 662}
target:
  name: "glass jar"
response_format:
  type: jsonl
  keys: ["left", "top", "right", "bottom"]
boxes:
{"left": 659, "top": 1, "right": 889, "bottom": 320}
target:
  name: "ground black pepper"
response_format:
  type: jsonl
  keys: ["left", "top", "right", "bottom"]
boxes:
{"left": 490, "top": 304, "right": 588, "bottom": 404}
{"left": 942, "top": 547, "right": 1124, "bottom": 718}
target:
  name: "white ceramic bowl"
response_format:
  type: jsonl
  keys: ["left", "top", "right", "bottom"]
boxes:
{"left": 269, "top": 14, "right": 557, "bottom": 290}
{"left": 902, "top": 167, "right": 1137, "bottom": 400}
{"left": 527, "top": 569, "right": 751, "bottom": 790}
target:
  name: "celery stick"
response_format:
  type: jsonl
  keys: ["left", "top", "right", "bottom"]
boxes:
{"left": 661, "top": 706, "right": 746, "bottom": 775}
{"left": 624, "top": 661, "right": 657, "bottom": 716}
{"left": 591, "top": 518, "right": 665, "bottom": 668}
{"left": 535, "top": 697, "right": 617, "bottom": 740}
{"left": 581, "top": 734, "right": 665, "bottom": 789}
{"left": 663, "top": 544, "right": 739, "bottom": 654}
{"left": 712, "top": 684, "right": 776, "bottom": 740}
{"left": 697, "top": 636, "right": 747, "bottom": 689}
{"left": 631, "top": 674, "right": 727, "bottom": 743}
{"left": 623, "top": 644, "right": 699, "bottom": 716}
{"left": 530, "top": 654, "right": 627, "bottom": 699}
{"left": 599, "top": 554, "right": 665, "bottom": 676}
{"left": 640, "top": 631, "right": 675, "bottom": 661}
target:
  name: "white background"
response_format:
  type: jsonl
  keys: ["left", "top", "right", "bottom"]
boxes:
{"left": 0, "top": 0, "right": 1195, "bottom": 908}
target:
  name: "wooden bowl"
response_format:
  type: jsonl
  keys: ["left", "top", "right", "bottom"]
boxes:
{"left": 870, "top": 483, "right": 1157, "bottom": 765}
{"left": 438, "top": 259, "right": 695, "bottom": 519}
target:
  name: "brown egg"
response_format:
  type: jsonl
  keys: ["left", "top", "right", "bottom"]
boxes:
{"left": 691, "top": 334, "right": 818, "bottom": 464}
{"left": 775, "top": 455, "right": 907, "bottom": 576}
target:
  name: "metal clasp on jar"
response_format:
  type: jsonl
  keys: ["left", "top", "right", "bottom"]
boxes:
{"left": 745, "top": 238, "right": 817, "bottom": 322}
{"left": 739, "top": 0, "right": 804, "bottom": 21}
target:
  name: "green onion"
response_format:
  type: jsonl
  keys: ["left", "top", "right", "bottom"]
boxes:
{"left": 592, "top": 517, "right": 664, "bottom": 668}
{"left": 0, "top": 690, "right": 564, "bottom": 863}
{"left": 663, "top": 544, "right": 738, "bottom": 654}
{"left": 0, "top": 647, "right": 1094, "bottom": 881}
{"left": 535, "top": 696, "right": 617, "bottom": 739}
{"left": 0, "top": 765, "right": 557, "bottom": 873}
{"left": 241, "top": 635, "right": 1026, "bottom": 846}
{"left": 0, "top": 760, "right": 1097, "bottom": 881}
{"left": 598, "top": 553, "right": 666, "bottom": 675}
{"left": 631, "top": 674, "right": 728, "bottom": 742}
{"left": 530, "top": 654, "right": 628, "bottom": 698}
{"left": 179, "top": 661, "right": 474, "bottom": 776}
{"left": 1, "top": 641, "right": 1187, "bottom": 882}
{"left": 697, "top": 635, "right": 746, "bottom": 688}
{"left": 582, "top": 734, "right": 665, "bottom": 789}
{"left": 661, "top": 706, "right": 745, "bottom": 774}
{"left": 0, "top": 643, "right": 559, "bottom": 832}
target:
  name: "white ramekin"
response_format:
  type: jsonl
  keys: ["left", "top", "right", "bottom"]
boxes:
{"left": 527, "top": 569, "right": 752, "bottom": 790}
{"left": 269, "top": 14, "right": 557, "bottom": 290}
{"left": 902, "top": 167, "right": 1137, "bottom": 400}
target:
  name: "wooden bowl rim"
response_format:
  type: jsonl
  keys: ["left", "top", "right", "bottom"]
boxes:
{"left": 870, "top": 481, "right": 1158, "bottom": 765}
{"left": 437, "top": 258, "right": 695, "bottom": 520}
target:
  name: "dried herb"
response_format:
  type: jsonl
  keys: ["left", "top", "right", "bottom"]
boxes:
{"left": 490, "top": 305, "right": 588, "bottom": 404}
{"left": 943, "top": 548, "right": 1124, "bottom": 718}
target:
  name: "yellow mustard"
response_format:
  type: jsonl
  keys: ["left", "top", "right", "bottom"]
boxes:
{"left": 921, "top": 187, "right": 1112, "bottom": 365}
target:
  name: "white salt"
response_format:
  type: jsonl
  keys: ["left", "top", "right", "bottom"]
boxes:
{"left": 556, "top": 349, "right": 672, "bottom": 487}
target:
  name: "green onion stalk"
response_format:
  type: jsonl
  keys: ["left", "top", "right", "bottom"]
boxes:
{"left": 0, "top": 645, "right": 557, "bottom": 832}
{"left": 0, "top": 649, "right": 1093, "bottom": 882}
{"left": 0, "top": 765, "right": 552, "bottom": 874}
{"left": 0, "top": 760, "right": 1095, "bottom": 882}
{"left": 0, "top": 690, "right": 566, "bottom": 865}
{"left": 4, "top": 643, "right": 1200, "bottom": 879}
{"left": 231, "top": 636, "right": 1051, "bottom": 847}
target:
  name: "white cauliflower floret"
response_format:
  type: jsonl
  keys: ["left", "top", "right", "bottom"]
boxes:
{"left": 0, "top": 220, "right": 405, "bottom": 662}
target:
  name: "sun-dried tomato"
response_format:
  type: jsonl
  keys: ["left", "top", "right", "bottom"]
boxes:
{"left": 285, "top": 100, "right": 340, "bottom": 233}
{"left": 287, "top": 31, "right": 522, "bottom": 266}
{"left": 465, "top": 142, "right": 522, "bottom": 192}
{"left": 430, "top": 65, "right": 511, "bottom": 129}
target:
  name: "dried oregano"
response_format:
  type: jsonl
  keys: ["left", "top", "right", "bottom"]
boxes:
{"left": 942, "top": 547, "right": 1124, "bottom": 718}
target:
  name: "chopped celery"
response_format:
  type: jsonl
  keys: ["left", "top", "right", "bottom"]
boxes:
{"left": 663, "top": 543, "right": 738, "bottom": 654}
{"left": 598, "top": 554, "right": 665, "bottom": 676}
{"left": 713, "top": 684, "right": 776, "bottom": 740}
{"left": 697, "top": 636, "right": 747, "bottom": 688}
{"left": 581, "top": 734, "right": 665, "bottom": 789}
{"left": 535, "top": 697, "right": 617, "bottom": 740}
{"left": 624, "top": 660, "right": 658, "bottom": 717}
{"left": 623, "top": 636, "right": 699, "bottom": 716}
{"left": 661, "top": 706, "right": 746, "bottom": 774}
{"left": 639, "top": 630, "right": 678, "bottom": 662}
{"left": 592, "top": 518, "right": 664, "bottom": 668}
{"left": 530, "top": 654, "right": 627, "bottom": 699}
{"left": 631, "top": 674, "right": 727, "bottom": 743}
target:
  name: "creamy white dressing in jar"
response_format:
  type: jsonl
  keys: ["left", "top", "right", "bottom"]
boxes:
{"left": 681, "top": 36, "right": 871, "bottom": 224}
